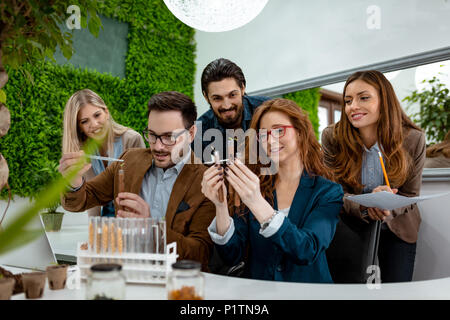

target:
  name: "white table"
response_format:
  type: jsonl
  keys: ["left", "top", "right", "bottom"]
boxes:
{"left": 4, "top": 211, "right": 450, "bottom": 300}
{"left": 3, "top": 264, "right": 450, "bottom": 300}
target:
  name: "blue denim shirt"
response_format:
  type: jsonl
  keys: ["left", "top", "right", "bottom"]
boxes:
{"left": 91, "top": 136, "right": 124, "bottom": 217}
{"left": 361, "top": 142, "right": 385, "bottom": 194}
{"left": 193, "top": 95, "right": 270, "bottom": 161}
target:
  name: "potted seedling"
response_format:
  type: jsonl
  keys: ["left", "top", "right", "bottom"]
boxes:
{"left": 32, "top": 160, "right": 65, "bottom": 232}
{"left": 40, "top": 198, "right": 65, "bottom": 232}
{"left": 21, "top": 271, "right": 47, "bottom": 299}
{"left": 46, "top": 264, "right": 68, "bottom": 290}
{"left": 0, "top": 274, "right": 15, "bottom": 300}
{"left": 0, "top": 266, "right": 24, "bottom": 295}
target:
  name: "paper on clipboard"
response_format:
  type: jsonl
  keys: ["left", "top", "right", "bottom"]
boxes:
{"left": 345, "top": 191, "right": 450, "bottom": 210}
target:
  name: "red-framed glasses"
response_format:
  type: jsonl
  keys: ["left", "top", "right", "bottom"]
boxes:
{"left": 257, "top": 125, "right": 294, "bottom": 141}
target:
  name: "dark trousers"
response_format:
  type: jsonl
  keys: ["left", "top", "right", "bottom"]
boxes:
{"left": 378, "top": 227, "right": 417, "bottom": 283}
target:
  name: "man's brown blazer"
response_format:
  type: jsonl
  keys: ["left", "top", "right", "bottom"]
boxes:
{"left": 61, "top": 148, "right": 215, "bottom": 270}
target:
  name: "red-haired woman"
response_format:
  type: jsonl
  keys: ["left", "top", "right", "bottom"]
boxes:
{"left": 201, "top": 98, "right": 344, "bottom": 283}
{"left": 321, "top": 70, "right": 426, "bottom": 283}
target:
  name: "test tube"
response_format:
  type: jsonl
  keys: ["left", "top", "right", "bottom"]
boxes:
{"left": 227, "top": 138, "right": 236, "bottom": 206}
{"left": 101, "top": 218, "right": 109, "bottom": 256}
{"left": 152, "top": 218, "right": 159, "bottom": 254}
{"left": 88, "top": 216, "right": 95, "bottom": 252}
{"left": 234, "top": 151, "right": 243, "bottom": 208}
{"left": 116, "top": 217, "right": 124, "bottom": 255}
{"left": 213, "top": 148, "right": 224, "bottom": 203}
{"left": 117, "top": 164, "right": 125, "bottom": 215}
{"left": 125, "top": 219, "right": 133, "bottom": 253}
{"left": 110, "top": 218, "right": 116, "bottom": 255}
{"left": 158, "top": 218, "right": 166, "bottom": 254}
{"left": 95, "top": 216, "right": 102, "bottom": 254}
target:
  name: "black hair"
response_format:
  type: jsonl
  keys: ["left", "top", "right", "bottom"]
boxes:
{"left": 201, "top": 58, "right": 246, "bottom": 95}
{"left": 147, "top": 91, "right": 197, "bottom": 128}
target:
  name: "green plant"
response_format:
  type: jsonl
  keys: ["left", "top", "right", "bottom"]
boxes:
{"left": 0, "top": 138, "right": 99, "bottom": 255}
{"left": 32, "top": 159, "right": 62, "bottom": 213}
{"left": 0, "top": 1, "right": 196, "bottom": 199}
{"left": 0, "top": 0, "right": 102, "bottom": 70}
{"left": 283, "top": 88, "right": 321, "bottom": 138}
{"left": 0, "top": 0, "right": 102, "bottom": 132}
{"left": 403, "top": 76, "right": 450, "bottom": 143}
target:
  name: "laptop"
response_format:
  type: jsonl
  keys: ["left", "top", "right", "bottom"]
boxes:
{"left": 0, "top": 213, "right": 58, "bottom": 271}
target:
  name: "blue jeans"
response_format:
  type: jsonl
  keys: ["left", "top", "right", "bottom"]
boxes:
{"left": 378, "top": 227, "right": 417, "bottom": 283}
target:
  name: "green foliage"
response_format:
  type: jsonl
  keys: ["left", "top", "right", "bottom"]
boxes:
{"left": 0, "top": 89, "right": 6, "bottom": 104}
{"left": 0, "top": 139, "right": 100, "bottom": 255}
{"left": 0, "top": 0, "right": 101, "bottom": 70}
{"left": 403, "top": 76, "right": 450, "bottom": 143}
{"left": 32, "top": 159, "right": 62, "bottom": 213}
{"left": 283, "top": 88, "right": 321, "bottom": 138}
{"left": 0, "top": 0, "right": 196, "bottom": 198}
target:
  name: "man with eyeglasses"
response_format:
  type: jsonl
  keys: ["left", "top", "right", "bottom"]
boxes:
{"left": 59, "top": 91, "right": 215, "bottom": 270}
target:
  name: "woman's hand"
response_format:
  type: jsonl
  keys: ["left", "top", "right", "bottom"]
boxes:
{"left": 367, "top": 185, "right": 398, "bottom": 221}
{"left": 201, "top": 164, "right": 230, "bottom": 236}
{"left": 115, "top": 192, "right": 150, "bottom": 218}
{"left": 224, "top": 159, "right": 275, "bottom": 224}
{"left": 224, "top": 158, "right": 264, "bottom": 207}
{"left": 201, "top": 164, "right": 227, "bottom": 207}
{"left": 58, "top": 151, "right": 91, "bottom": 188}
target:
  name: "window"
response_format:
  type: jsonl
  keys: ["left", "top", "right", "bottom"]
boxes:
{"left": 318, "top": 88, "right": 342, "bottom": 140}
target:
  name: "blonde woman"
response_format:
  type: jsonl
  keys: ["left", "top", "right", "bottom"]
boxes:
{"left": 62, "top": 89, "right": 145, "bottom": 216}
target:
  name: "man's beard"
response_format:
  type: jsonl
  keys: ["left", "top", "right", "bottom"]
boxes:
{"left": 151, "top": 145, "right": 188, "bottom": 168}
{"left": 212, "top": 103, "right": 244, "bottom": 128}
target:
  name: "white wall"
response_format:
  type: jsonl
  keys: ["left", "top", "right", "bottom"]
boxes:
{"left": 414, "top": 179, "right": 450, "bottom": 281}
{"left": 194, "top": 0, "right": 450, "bottom": 116}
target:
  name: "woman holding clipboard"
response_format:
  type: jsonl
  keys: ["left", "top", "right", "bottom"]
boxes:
{"left": 321, "top": 70, "right": 426, "bottom": 283}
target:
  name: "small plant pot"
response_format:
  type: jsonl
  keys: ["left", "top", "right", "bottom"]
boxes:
{"left": 22, "top": 272, "right": 46, "bottom": 299}
{"left": 0, "top": 277, "right": 15, "bottom": 300}
{"left": 46, "top": 265, "right": 68, "bottom": 290}
{"left": 41, "top": 212, "right": 64, "bottom": 232}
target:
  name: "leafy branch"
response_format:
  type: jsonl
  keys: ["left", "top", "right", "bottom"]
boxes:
{"left": 0, "top": 138, "right": 100, "bottom": 255}
{"left": 403, "top": 76, "right": 450, "bottom": 143}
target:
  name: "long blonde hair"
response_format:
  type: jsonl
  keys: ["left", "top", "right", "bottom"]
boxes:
{"left": 62, "top": 89, "right": 129, "bottom": 156}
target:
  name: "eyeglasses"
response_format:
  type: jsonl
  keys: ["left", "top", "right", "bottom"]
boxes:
{"left": 257, "top": 125, "right": 294, "bottom": 141}
{"left": 142, "top": 128, "right": 189, "bottom": 146}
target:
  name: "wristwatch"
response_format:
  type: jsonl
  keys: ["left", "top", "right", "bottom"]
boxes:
{"left": 68, "top": 177, "right": 85, "bottom": 192}
{"left": 260, "top": 211, "right": 279, "bottom": 231}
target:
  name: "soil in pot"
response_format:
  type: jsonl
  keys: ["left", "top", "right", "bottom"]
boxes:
{"left": 46, "top": 264, "right": 68, "bottom": 290}
{"left": 0, "top": 277, "right": 15, "bottom": 300}
{"left": 22, "top": 272, "right": 46, "bottom": 299}
{"left": 0, "top": 266, "right": 23, "bottom": 294}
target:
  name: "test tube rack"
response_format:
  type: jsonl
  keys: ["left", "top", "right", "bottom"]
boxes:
{"left": 77, "top": 241, "right": 178, "bottom": 284}
{"left": 77, "top": 216, "right": 177, "bottom": 284}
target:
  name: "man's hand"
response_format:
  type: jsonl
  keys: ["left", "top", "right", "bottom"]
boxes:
{"left": 116, "top": 192, "right": 150, "bottom": 218}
